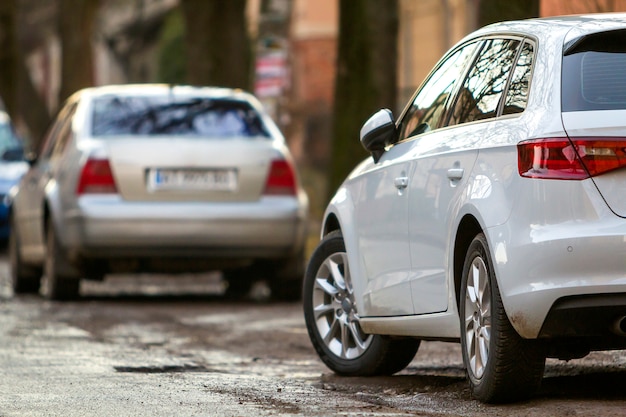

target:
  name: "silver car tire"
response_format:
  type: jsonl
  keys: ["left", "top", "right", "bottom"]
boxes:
{"left": 303, "top": 230, "right": 419, "bottom": 376}
{"left": 42, "top": 221, "right": 80, "bottom": 301}
{"left": 460, "top": 233, "right": 545, "bottom": 403}
{"left": 9, "top": 214, "right": 42, "bottom": 294}
{"left": 267, "top": 250, "right": 305, "bottom": 301}
{"left": 222, "top": 267, "right": 255, "bottom": 300}
{"left": 269, "top": 277, "right": 302, "bottom": 301}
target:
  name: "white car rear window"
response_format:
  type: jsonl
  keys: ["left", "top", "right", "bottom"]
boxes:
{"left": 562, "top": 29, "right": 626, "bottom": 112}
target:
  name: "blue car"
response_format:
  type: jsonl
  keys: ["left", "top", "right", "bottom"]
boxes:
{"left": 0, "top": 112, "right": 28, "bottom": 241}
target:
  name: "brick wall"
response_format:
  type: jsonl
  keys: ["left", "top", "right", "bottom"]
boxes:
{"left": 289, "top": 36, "right": 337, "bottom": 167}
{"left": 541, "top": 0, "right": 626, "bottom": 15}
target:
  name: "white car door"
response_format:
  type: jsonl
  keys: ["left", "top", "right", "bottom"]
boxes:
{"left": 350, "top": 144, "right": 414, "bottom": 316}
{"left": 407, "top": 38, "right": 528, "bottom": 314}
{"left": 406, "top": 128, "right": 480, "bottom": 314}
{"left": 353, "top": 41, "right": 480, "bottom": 317}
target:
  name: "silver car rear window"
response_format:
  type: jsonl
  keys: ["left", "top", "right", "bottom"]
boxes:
{"left": 562, "top": 29, "right": 626, "bottom": 112}
{"left": 91, "top": 96, "right": 271, "bottom": 138}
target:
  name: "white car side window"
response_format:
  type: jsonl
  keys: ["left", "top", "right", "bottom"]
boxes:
{"left": 448, "top": 38, "right": 521, "bottom": 125}
{"left": 397, "top": 41, "right": 478, "bottom": 141}
{"left": 502, "top": 41, "right": 534, "bottom": 115}
{"left": 39, "top": 101, "right": 77, "bottom": 160}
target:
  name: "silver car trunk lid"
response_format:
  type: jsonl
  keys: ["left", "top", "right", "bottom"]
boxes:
{"left": 562, "top": 110, "right": 626, "bottom": 217}
{"left": 104, "top": 136, "right": 278, "bottom": 202}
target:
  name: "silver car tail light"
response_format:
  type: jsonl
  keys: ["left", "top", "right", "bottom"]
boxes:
{"left": 518, "top": 137, "right": 626, "bottom": 180}
{"left": 263, "top": 159, "right": 297, "bottom": 196}
{"left": 76, "top": 158, "right": 118, "bottom": 194}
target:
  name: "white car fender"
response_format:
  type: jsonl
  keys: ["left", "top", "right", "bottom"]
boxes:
{"left": 321, "top": 183, "right": 372, "bottom": 316}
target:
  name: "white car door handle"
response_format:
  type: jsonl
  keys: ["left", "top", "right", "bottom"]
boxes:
{"left": 447, "top": 168, "right": 464, "bottom": 180}
{"left": 394, "top": 176, "right": 408, "bottom": 189}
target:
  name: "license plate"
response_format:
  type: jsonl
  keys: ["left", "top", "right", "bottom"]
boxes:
{"left": 148, "top": 168, "right": 237, "bottom": 191}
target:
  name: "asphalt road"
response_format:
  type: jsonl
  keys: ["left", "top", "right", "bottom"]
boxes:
{"left": 1, "top": 254, "right": 626, "bottom": 416}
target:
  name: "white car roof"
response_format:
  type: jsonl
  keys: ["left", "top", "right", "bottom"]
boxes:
{"left": 463, "top": 13, "right": 626, "bottom": 46}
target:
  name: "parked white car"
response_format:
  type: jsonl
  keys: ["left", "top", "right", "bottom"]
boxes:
{"left": 303, "top": 14, "right": 626, "bottom": 403}
{"left": 10, "top": 84, "right": 308, "bottom": 301}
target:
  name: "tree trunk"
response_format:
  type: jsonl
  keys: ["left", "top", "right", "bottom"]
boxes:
{"left": 0, "top": 0, "right": 18, "bottom": 119}
{"left": 478, "top": 0, "right": 539, "bottom": 27}
{"left": 328, "top": 0, "right": 399, "bottom": 198}
{"left": 58, "top": 0, "right": 101, "bottom": 104}
{"left": 0, "top": 0, "right": 50, "bottom": 149}
{"left": 180, "top": 0, "right": 252, "bottom": 90}
{"left": 17, "top": 48, "right": 52, "bottom": 150}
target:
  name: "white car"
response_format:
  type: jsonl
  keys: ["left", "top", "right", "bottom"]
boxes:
{"left": 303, "top": 14, "right": 626, "bottom": 403}
{"left": 10, "top": 84, "right": 308, "bottom": 301}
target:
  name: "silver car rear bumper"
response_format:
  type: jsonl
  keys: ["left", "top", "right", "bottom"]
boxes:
{"left": 60, "top": 195, "right": 308, "bottom": 259}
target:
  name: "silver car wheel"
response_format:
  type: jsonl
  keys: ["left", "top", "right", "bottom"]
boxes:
{"left": 464, "top": 255, "right": 491, "bottom": 380}
{"left": 42, "top": 221, "right": 80, "bottom": 300}
{"left": 312, "top": 252, "right": 372, "bottom": 359}
{"left": 9, "top": 216, "right": 41, "bottom": 294}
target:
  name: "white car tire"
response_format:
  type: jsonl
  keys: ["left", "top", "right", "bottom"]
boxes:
{"left": 460, "top": 233, "right": 546, "bottom": 403}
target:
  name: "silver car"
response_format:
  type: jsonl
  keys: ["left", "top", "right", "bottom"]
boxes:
{"left": 9, "top": 84, "right": 308, "bottom": 301}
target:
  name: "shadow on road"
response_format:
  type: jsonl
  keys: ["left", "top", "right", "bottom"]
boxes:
{"left": 540, "top": 368, "right": 626, "bottom": 400}
{"left": 75, "top": 272, "right": 277, "bottom": 304}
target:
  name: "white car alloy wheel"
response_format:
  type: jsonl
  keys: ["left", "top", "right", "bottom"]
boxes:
{"left": 460, "top": 233, "right": 545, "bottom": 403}
{"left": 303, "top": 230, "right": 420, "bottom": 376}
{"left": 463, "top": 254, "right": 492, "bottom": 380}
{"left": 312, "top": 250, "right": 372, "bottom": 359}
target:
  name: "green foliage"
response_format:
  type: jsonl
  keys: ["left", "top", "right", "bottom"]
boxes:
{"left": 157, "top": 9, "right": 186, "bottom": 84}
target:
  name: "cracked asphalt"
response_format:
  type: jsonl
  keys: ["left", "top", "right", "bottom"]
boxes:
{"left": 1, "top": 253, "right": 626, "bottom": 416}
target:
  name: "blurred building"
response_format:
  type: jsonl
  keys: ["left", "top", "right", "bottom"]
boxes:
{"left": 287, "top": 0, "right": 337, "bottom": 166}
{"left": 19, "top": 0, "right": 626, "bottom": 165}
{"left": 285, "top": 0, "right": 626, "bottom": 167}
{"left": 398, "top": 0, "right": 476, "bottom": 105}
{"left": 286, "top": 0, "right": 475, "bottom": 166}
{"left": 541, "top": 0, "right": 626, "bottom": 15}
{"left": 22, "top": 0, "right": 179, "bottom": 113}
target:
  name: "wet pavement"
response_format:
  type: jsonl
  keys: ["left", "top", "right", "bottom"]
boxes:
{"left": 2, "top": 255, "right": 626, "bottom": 416}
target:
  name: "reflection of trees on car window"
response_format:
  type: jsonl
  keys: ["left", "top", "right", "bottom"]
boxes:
{"left": 398, "top": 42, "right": 478, "bottom": 141}
{"left": 503, "top": 42, "right": 533, "bottom": 115}
{"left": 192, "top": 110, "right": 247, "bottom": 136}
{"left": 449, "top": 39, "right": 520, "bottom": 126}
{"left": 91, "top": 97, "right": 270, "bottom": 138}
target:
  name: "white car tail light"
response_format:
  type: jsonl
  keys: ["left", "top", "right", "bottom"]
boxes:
{"left": 518, "top": 137, "right": 626, "bottom": 180}
{"left": 76, "top": 158, "right": 118, "bottom": 194}
{"left": 263, "top": 159, "right": 297, "bottom": 196}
